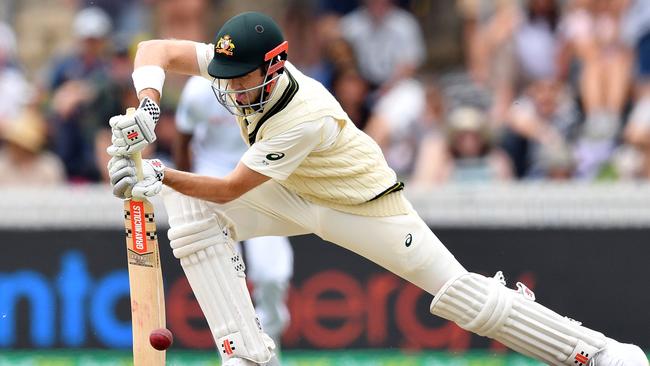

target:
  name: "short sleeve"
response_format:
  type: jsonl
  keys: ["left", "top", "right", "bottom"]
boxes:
{"left": 241, "top": 118, "right": 338, "bottom": 180}
{"left": 195, "top": 42, "right": 215, "bottom": 81}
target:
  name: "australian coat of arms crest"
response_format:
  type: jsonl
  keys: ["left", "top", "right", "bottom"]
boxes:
{"left": 215, "top": 35, "right": 235, "bottom": 56}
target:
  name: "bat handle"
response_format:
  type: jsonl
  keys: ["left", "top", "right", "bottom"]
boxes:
{"left": 133, "top": 151, "right": 144, "bottom": 182}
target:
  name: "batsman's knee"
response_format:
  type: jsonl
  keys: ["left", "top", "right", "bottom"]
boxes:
{"left": 168, "top": 216, "right": 228, "bottom": 259}
{"left": 163, "top": 188, "right": 234, "bottom": 259}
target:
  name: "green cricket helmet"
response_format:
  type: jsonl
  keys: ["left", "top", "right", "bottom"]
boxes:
{"left": 208, "top": 12, "right": 288, "bottom": 117}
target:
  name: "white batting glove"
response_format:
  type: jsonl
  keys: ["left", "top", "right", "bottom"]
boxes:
{"left": 106, "top": 97, "right": 160, "bottom": 156}
{"left": 108, "top": 157, "right": 165, "bottom": 199}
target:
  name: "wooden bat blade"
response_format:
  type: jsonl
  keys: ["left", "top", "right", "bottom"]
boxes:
{"left": 124, "top": 197, "right": 166, "bottom": 365}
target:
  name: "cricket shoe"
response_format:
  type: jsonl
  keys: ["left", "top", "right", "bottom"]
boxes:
{"left": 589, "top": 341, "right": 649, "bottom": 366}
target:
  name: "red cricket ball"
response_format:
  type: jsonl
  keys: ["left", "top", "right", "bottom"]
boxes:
{"left": 149, "top": 328, "right": 173, "bottom": 351}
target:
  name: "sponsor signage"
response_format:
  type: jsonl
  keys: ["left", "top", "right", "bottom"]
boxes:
{"left": 0, "top": 229, "right": 648, "bottom": 350}
{"left": 129, "top": 201, "right": 146, "bottom": 254}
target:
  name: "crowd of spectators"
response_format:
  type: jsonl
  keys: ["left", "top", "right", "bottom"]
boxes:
{"left": 1, "top": 0, "right": 650, "bottom": 187}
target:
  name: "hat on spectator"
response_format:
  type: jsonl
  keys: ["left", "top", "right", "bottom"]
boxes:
{"left": 2, "top": 109, "right": 47, "bottom": 153}
{"left": 73, "top": 7, "right": 112, "bottom": 39}
{"left": 447, "top": 106, "right": 490, "bottom": 140}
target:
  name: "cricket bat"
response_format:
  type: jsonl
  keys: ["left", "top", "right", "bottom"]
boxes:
{"left": 122, "top": 107, "right": 166, "bottom": 365}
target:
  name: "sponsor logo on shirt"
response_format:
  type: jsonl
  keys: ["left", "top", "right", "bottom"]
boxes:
{"left": 266, "top": 152, "right": 285, "bottom": 161}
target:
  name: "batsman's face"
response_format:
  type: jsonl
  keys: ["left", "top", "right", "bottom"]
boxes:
{"left": 228, "top": 70, "right": 265, "bottom": 105}
{"left": 211, "top": 65, "right": 282, "bottom": 117}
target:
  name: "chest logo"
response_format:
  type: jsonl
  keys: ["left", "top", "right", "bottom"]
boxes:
{"left": 266, "top": 152, "right": 285, "bottom": 161}
{"left": 215, "top": 35, "right": 235, "bottom": 56}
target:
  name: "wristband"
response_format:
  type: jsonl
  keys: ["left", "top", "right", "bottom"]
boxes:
{"left": 132, "top": 65, "right": 166, "bottom": 97}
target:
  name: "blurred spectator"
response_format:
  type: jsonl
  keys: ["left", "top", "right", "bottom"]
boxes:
{"left": 47, "top": 7, "right": 112, "bottom": 91}
{"left": 0, "top": 22, "right": 34, "bottom": 132}
{"left": 331, "top": 67, "right": 371, "bottom": 130}
{"left": 456, "top": 0, "right": 502, "bottom": 84}
{"left": 46, "top": 6, "right": 113, "bottom": 182}
{"left": 339, "top": 0, "right": 426, "bottom": 97}
{"left": 621, "top": 0, "right": 650, "bottom": 80}
{"left": 504, "top": 78, "right": 580, "bottom": 178}
{"left": 285, "top": 6, "right": 359, "bottom": 92}
{"left": 80, "top": 0, "right": 153, "bottom": 43}
{"left": 0, "top": 109, "right": 65, "bottom": 185}
{"left": 173, "top": 76, "right": 242, "bottom": 174}
{"left": 560, "top": 0, "right": 632, "bottom": 142}
{"left": 314, "top": 36, "right": 359, "bottom": 91}
{"left": 466, "top": 1, "right": 521, "bottom": 123}
{"left": 622, "top": 83, "right": 650, "bottom": 179}
{"left": 365, "top": 78, "right": 427, "bottom": 177}
{"left": 156, "top": 0, "right": 208, "bottom": 41}
{"left": 619, "top": 0, "right": 650, "bottom": 180}
{"left": 13, "top": 0, "right": 77, "bottom": 76}
{"left": 473, "top": 0, "right": 564, "bottom": 123}
{"left": 282, "top": 1, "right": 324, "bottom": 79}
{"left": 318, "top": 0, "right": 361, "bottom": 15}
{"left": 514, "top": 0, "right": 562, "bottom": 82}
{"left": 411, "top": 106, "right": 513, "bottom": 185}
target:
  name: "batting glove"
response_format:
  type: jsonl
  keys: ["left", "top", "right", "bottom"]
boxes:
{"left": 106, "top": 97, "right": 160, "bottom": 156}
{"left": 108, "top": 157, "right": 165, "bottom": 199}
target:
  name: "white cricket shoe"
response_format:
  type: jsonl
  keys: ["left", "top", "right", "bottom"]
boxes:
{"left": 590, "top": 342, "right": 649, "bottom": 366}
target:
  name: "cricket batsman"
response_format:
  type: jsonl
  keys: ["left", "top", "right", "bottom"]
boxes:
{"left": 106, "top": 11, "right": 649, "bottom": 366}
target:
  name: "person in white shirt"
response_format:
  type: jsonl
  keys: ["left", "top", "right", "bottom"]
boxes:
{"left": 339, "top": 0, "right": 426, "bottom": 94}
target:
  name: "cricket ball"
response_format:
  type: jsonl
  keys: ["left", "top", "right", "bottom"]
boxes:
{"left": 149, "top": 328, "right": 173, "bottom": 351}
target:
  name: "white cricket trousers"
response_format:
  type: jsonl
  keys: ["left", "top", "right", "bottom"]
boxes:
{"left": 163, "top": 181, "right": 466, "bottom": 295}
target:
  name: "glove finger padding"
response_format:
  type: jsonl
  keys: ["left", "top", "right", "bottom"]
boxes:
{"left": 108, "top": 155, "right": 133, "bottom": 171}
{"left": 110, "top": 133, "right": 121, "bottom": 146}
{"left": 109, "top": 165, "right": 136, "bottom": 186}
{"left": 132, "top": 179, "right": 163, "bottom": 198}
{"left": 113, "top": 176, "right": 136, "bottom": 199}
{"left": 107, "top": 156, "right": 137, "bottom": 199}
{"left": 108, "top": 115, "right": 123, "bottom": 129}
{"left": 108, "top": 156, "right": 134, "bottom": 176}
{"left": 106, "top": 138, "right": 148, "bottom": 156}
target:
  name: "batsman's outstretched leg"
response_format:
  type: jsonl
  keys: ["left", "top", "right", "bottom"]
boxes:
{"left": 430, "top": 271, "right": 648, "bottom": 366}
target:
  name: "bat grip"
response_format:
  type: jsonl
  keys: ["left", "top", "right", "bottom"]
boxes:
{"left": 126, "top": 107, "right": 145, "bottom": 201}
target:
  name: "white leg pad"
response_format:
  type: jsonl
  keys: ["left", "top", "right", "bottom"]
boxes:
{"left": 430, "top": 272, "right": 608, "bottom": 366}
{"left": 164, "top": 192, "right": 275, "bottom": 364}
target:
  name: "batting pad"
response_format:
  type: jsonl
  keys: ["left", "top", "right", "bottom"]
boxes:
{"left": 165, "top": 192, "right": 275, "bottom": 364}
{"left": 430, "top": 272, "right": 607, "bottom": 366}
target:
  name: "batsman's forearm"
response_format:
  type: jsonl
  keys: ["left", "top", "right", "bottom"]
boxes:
{"left": 163, "top": 168, "right": 239, "bottom": 204}
{"left": 133, "top": 40, "right": 203, "bottom": 103}
{"left": 135, "top": 40, "right": 202, "bottom": 77}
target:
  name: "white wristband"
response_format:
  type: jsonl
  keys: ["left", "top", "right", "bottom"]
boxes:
{"left": 132, "top": 65, "right": 166, "bottom": 97}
